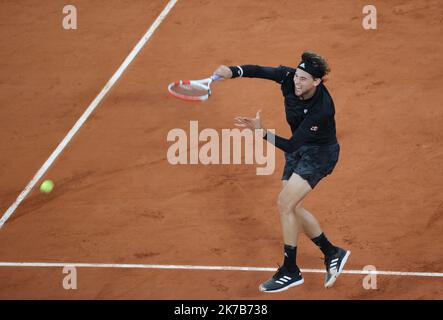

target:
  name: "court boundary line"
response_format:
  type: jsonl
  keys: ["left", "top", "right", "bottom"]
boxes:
{"left": 0, "top": 0, "right": 179, "bottom": 229}
{"left": 0, "top": 261, "right": 442, "bottom": 278}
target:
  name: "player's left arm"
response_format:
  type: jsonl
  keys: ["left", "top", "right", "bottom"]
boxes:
{"left": 263, "top": 111, "right": 329, "bottom": 153}
{"left": 234, "top": 110, "right": 327, "bottom": 153}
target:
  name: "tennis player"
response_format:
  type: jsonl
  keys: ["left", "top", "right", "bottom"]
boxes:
{"left": 214, "top": 51, "right": 350, "bottom": 293}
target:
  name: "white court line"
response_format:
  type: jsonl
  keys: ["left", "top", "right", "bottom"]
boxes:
{"left": 0, "top": 262, "right": 442, "bottom": 278}
{"left": 0, "top": 0, "right": 179, "bottom": 229}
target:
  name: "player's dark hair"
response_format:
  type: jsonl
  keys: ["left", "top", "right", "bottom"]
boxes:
{"left": 301, "top": 51, "right": 330, "bottom": 78}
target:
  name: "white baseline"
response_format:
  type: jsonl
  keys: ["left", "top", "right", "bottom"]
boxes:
{"left": 0, "top": 262, "right": 442, "bottom": 278}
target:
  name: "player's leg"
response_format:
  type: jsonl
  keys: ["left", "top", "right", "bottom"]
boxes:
{"left": 294, "top": 201, "right": 323, "bottom": 238}
{"left": 294, "top": 202, "right": 338, "bottom": 258}
{"left": 281, "top": 180, "right": 322, "bottom": 240}
{"left": 259, "top": 173, "right": 311, "bottom": 293}
{"left": 293, "top": 143, "right": 350, "bottom": 288}
{"left": 294, "top": 198, "right": 350, "bottom": 288}
{"left": 277, "top": 173, "right": 311, "bottom": 246}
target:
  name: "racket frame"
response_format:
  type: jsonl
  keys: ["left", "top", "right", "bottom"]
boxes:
{"left": 167, "top": 74, "right": 221, "bottom": 101}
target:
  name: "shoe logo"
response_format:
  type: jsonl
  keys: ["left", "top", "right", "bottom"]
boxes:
{"left": 281, "top": 276, "right": 291, "bottom": 283}
{"left": 310, "top": 126, "right": 319, "bottom": 132}
{"left": 304, "top": 109, "right": 308, "bottom": 114}
{"left": 330, "top": 258, "right": 339, "bottom": 266}
{"left": 329, "top": 258, "right": 339, "bottom": 272}
{"left": 276, "top": 276, "right": 292, "bottom": 285}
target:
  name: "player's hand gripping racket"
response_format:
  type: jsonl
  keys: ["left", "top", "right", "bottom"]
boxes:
{"left": 167, "top": 74, "right": 222, "bottom": 101}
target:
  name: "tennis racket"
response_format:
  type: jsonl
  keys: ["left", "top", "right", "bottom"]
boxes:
{"left": 167, "top": 74, "right": 222, "bottom": 101}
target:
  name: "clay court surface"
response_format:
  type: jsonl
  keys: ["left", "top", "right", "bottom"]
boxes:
{"left": 0, "top": 0, "right": 442, "bottom": 299}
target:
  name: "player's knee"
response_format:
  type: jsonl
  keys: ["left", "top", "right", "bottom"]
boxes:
{"left": 277, "top": 193, "right": 294, "bottom": 215}
{"left": 294, "top": 202, "right": 304, "bottom": 216}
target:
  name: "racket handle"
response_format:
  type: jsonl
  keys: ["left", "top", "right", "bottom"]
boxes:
{"left": 211, "top": 74, "right": 223, "bottom": 81}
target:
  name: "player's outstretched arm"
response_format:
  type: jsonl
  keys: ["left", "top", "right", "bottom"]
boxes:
{"left": 213, "top": 64, "right": 288, "bottom": 83}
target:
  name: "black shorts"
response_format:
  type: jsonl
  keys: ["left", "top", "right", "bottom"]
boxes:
{"left": 282, "top": 143, "right": 340, "bottom": 189}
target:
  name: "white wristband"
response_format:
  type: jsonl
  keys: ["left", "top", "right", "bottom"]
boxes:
{"left": 236, "top": 65, "right": 244, "bottom": 78}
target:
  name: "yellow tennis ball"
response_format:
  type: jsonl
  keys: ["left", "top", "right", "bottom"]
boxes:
{"left": 40, "top": 180, "right": 54, "bottom": 194}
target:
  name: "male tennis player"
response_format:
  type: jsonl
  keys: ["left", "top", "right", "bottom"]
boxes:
{"left": 214, "top": 51, "right": 350, "bottom": 293}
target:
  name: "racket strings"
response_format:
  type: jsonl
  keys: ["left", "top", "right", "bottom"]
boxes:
{"left": 169, "top": 82, "right": 209, "bottom": 98}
